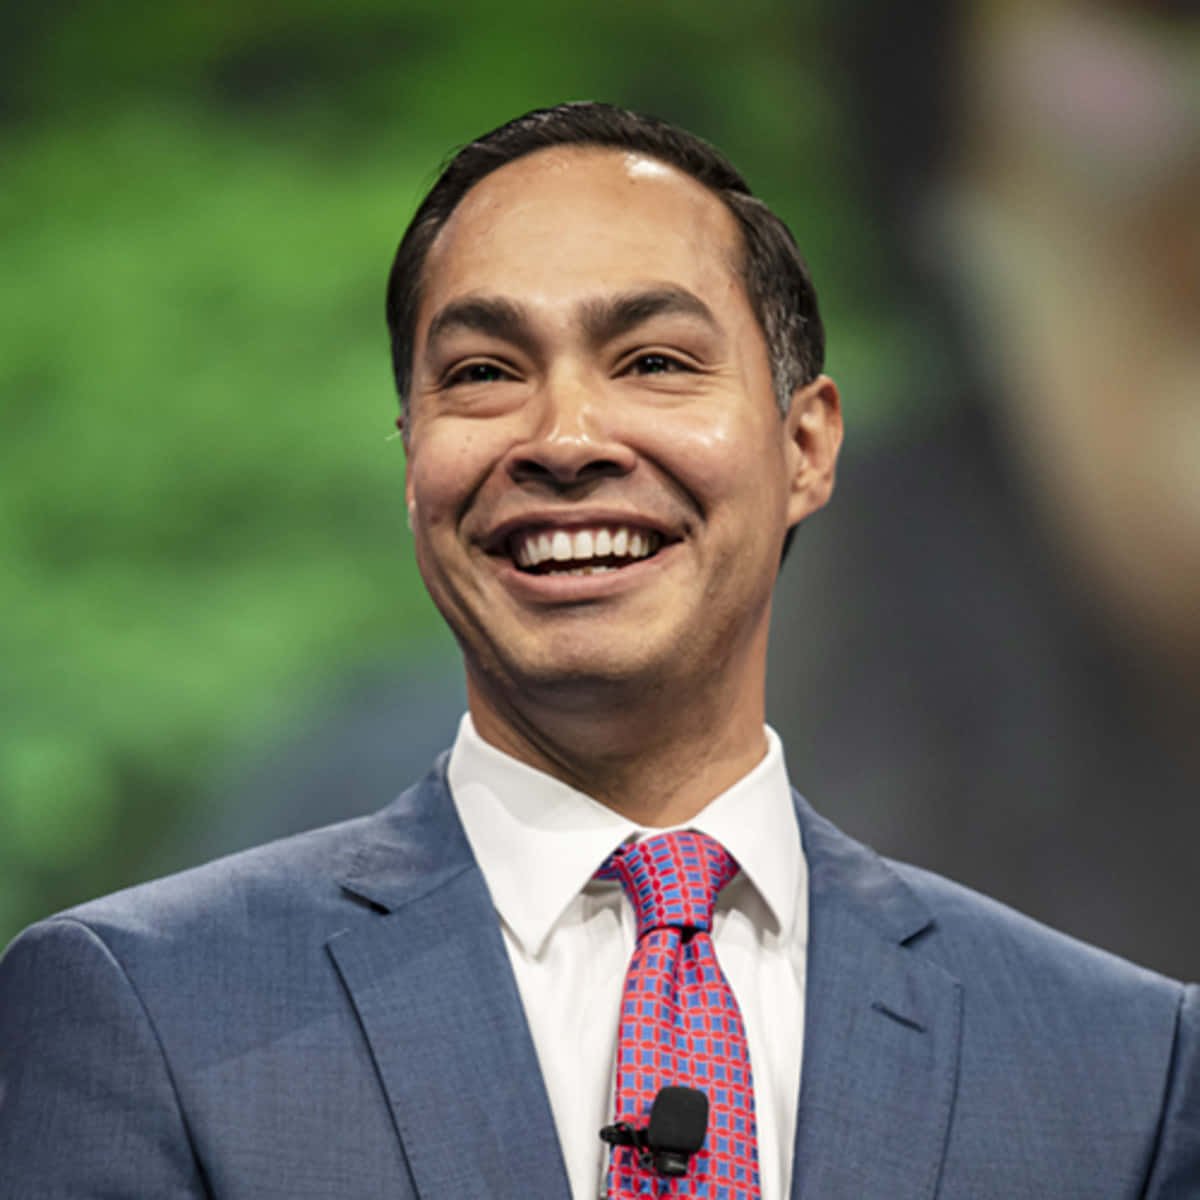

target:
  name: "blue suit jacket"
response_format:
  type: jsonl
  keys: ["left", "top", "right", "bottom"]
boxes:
{"left": 2, "top": 758, "right": 1198, "bottom": 1198}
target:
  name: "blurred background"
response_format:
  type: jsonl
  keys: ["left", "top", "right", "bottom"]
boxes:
{"left": 2, "top": 1, "right": 1197, "bottom": 977}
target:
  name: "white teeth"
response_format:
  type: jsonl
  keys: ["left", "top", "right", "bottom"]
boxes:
{"left": 511, "top": 524, "right": 662, "bottom": 571}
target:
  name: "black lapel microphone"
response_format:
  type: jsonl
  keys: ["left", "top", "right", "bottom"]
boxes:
{"left": 600, "top": 1086, "right": 709, "bottom": 1177}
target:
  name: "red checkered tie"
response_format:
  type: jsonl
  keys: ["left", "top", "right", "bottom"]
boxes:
{"left": 598, "top": 831, "right": 761, "bottom": 1198}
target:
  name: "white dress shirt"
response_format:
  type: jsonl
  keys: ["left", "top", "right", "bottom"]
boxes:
{"left": 448, "top": 714, "right": 808, "bottom": 1200}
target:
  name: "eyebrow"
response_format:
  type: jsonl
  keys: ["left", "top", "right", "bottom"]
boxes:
{"left": 422, "top": 285, "right": 721, "bottom": 364}
{"left": 424, "top": 296, "right": 535, "bottom": 359}
{"left": 580, "top": 286, "right": 720, "bottom": 346}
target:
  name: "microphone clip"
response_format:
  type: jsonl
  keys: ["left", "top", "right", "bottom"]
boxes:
{"left": 599, "top": 1086, "right": 709, "bottom": 1179}
{"left": 600, "top": 1120, "right": 688, "bottom": 1177}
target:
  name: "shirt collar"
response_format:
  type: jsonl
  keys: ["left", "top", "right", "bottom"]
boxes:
{"left": 448, "top": 713, "right": 803, "bottom": 958}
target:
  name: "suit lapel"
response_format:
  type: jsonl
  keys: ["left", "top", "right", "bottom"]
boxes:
{"left": 327, "top": 763, "right": 570, "bottom": 1199}
{"left": 791, "top": 796, "right": 963, "bottom": 1200}
{"left": 324, "top": 768, "right": 962, "bottom": 1199}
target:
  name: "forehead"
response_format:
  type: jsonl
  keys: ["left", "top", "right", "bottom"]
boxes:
{"left": 417, "top": 147, "right": 749, "bottom": 328}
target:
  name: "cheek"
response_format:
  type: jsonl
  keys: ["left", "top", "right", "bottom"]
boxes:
{"left": 664, "top": 405, "right": 787, "bottom": 511}
{"left": 408, "top": 425, "right": 495, "bottom": 521}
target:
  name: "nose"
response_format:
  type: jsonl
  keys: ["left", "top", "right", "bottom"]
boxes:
{"left": 506, "top": 370, "right": 637, "bottom": 489}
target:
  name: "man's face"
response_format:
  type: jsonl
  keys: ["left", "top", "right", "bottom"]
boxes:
{"left": 404, "top": 147, "right": 837, "bottom": 715}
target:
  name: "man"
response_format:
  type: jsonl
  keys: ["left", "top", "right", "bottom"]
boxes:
{"left": 1, "top": 102, "right": 1196, "bottom": 1199}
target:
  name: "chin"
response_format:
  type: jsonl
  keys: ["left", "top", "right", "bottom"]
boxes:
{"left": 483, "top": 639, "right": 676, "bottom": 704}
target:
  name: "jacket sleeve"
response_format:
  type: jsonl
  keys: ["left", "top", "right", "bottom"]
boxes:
{"left": 0, "top": 917, "right": 209, "bottom": 1199}
{"left": 1143, "top": 982, "right": 1200, "bottom": 1199}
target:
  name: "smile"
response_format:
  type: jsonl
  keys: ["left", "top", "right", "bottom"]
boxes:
{"left": 510, "top": 525, "right": 663, "bottom": 575}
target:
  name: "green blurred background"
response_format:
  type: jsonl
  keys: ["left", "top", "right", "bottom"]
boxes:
{"left": 1, "top": 0, "right": 904, "bottom": 942}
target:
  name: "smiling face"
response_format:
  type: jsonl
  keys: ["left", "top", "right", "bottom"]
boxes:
{"left": 404, "top": 147, "right": 840, "bottom": 742}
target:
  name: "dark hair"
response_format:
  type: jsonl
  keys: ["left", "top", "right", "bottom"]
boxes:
{"left": 385, "top": 101, "right": 825, "bottom": 418}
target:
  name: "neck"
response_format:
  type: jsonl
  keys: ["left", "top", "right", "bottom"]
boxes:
{"left": 465, "top": 666, "right": 769, "bottom": 827}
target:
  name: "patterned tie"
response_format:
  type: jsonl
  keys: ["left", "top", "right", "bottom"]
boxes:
{"left": 598, "top": 831, "right": 761, "bottom": 1199}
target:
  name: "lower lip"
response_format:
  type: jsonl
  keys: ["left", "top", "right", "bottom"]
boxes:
{"left": 495, "top": 544, "right": 676, "bottom": 602}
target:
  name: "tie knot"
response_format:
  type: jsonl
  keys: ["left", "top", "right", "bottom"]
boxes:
{"left": 597, "top": 831, "right": 738, "bottom": 937}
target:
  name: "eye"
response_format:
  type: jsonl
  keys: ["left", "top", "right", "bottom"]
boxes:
{"left": 444, "top": 361, "right": 511, "bottom": 386}
{"left": 625, "top": 352, "right": 692, "bottom": 376}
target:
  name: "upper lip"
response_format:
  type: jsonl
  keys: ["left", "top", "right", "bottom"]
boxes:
{"left": 480, "top": 510, "right": 678, "bottom": 555}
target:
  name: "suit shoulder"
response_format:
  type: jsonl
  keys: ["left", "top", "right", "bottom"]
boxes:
{"left": 69, "top": 810, "right": 377, "bottom": 926}
{"left": 6, "top": 797, "right": 417, "bottom": 977}
{"left": 890, "top": 856, "right": 1186, "bottom": 1015}
{"left": 798, "top": 790, "right": 1185, "bottom": 1001}
{"left": 4, "top": 758, "right": 463, "bottom": 976}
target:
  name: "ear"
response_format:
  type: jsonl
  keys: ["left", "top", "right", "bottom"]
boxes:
{"left": 783, "top": 374, "right": 843, "bottom": 527}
